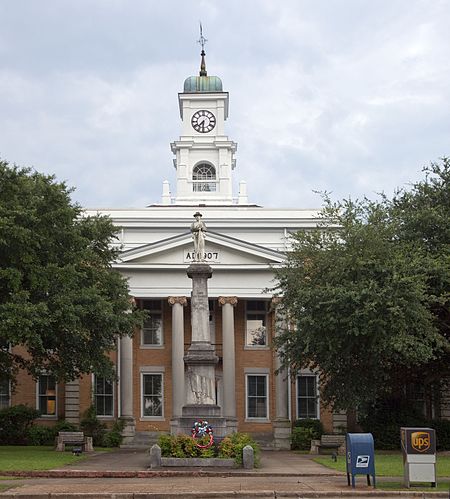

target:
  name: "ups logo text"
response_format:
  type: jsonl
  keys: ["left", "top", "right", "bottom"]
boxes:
{"left": 411, "top": 431, "right": 431, "bottom": 452}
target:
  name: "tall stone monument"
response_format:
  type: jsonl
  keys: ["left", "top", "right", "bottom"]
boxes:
{"left": 174, "top": 212, "right": 228, "bottom": 438}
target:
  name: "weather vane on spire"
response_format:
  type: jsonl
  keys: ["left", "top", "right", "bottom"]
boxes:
{"left": 197, "top": 22, "right": 208, "bottom": 76}
{"left": 197, "top": 22, "right": 208, "bottom": 51}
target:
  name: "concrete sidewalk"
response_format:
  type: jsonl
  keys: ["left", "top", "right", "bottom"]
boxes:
{"left": 1, "top": 450, "right": 448, "bottom": 498}
{"left": 61, "top": 449, "right": 340, "bottom": 475}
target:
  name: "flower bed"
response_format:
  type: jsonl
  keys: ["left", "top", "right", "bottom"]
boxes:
{"left": 156, "top": 432, "right": 260, "bottom": 467}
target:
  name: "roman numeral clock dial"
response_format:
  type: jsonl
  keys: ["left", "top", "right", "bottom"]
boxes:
{"left": 191, "top": 110, "right": 216, "bottom": 133}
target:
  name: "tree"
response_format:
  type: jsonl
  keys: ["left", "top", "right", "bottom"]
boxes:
{"left": 274, "top": 159, "right": 450, "bottom": 414}
{"left": 0, "top": 160, "right": 144, "bottom": 384}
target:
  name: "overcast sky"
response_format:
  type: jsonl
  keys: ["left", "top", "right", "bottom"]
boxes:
{"left": 1, "top": 0, "right": 449, "bottom": 209}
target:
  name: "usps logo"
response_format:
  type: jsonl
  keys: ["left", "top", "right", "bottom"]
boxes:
{"left": 356, "top": 455, "right": 370, "bottom": 468}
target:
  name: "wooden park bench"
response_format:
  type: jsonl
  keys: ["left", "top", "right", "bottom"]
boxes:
{"left": 310, "top": 434, "right": 346, "bottom": 455}
{"left": 55, "top": 431, "right": 94, "bottom": 453}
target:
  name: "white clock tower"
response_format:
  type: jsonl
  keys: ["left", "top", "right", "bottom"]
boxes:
{"left": 168, "top": 43, "right": 239, "bottom": 205}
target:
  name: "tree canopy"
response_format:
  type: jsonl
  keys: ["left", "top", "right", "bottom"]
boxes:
{"left": 274, "top": 159, "right": 450, "bottom": 414}
{"left": 0, "top": 160, "right": 143, "bottom": 383}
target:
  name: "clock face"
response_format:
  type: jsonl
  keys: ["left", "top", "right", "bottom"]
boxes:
{"left": 191, "top": 110, "right": 216, "bottom": 133}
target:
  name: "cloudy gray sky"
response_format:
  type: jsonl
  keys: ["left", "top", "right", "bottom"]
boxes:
{"left": 1, "top": 0, "right": 449, "bottom": 209}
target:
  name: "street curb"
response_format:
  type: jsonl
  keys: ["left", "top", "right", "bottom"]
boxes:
{"left": 1, "top": 491, "right": 450, "bottom": 498}
{"left": 0, "top": 470, "right": 342, "bottom": 478}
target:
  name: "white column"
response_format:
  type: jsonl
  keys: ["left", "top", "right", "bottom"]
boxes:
{"left": 219, "top": 296, "right": 237, "bottom": 418}
{"left": 273, "top": 298, "right": 289, "bottom": 420}
{"left": 275, "top": 353, "right": 289, "bottom": 419}
{"left": 272, "top": 297, "right": 291, "bottom": 449}
{"left": 120, "top": 335, "right": 134, "bottom": 418}
{"left": 168, "top": 296, "right": 187, "bottom": 417}
{"left": 118, "top": 298, "right": 136, "bottom": 444}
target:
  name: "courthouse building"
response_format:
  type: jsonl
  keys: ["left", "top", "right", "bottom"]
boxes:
{"left": 3, "top": 51, "right": 368, "bottom": 447}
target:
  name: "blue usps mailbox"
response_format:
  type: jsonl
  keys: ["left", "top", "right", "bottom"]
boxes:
{"left": 346, "top": 433, "right": 376, "bottom": 488}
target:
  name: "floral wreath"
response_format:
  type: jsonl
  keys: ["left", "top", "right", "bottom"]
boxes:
{"left": 191, "top": 419, "right": 214, "bottom": 449}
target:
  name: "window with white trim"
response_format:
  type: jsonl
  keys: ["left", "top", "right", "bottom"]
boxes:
{"left": 37, "top": 375, "right": 57, "bottom": 416}
{"left": 245, "top": 300, "right": 268, "bottom": 346}
{"left": 246, "top": 374, "right": 268, "bottom": 419}
{"left": 297, "top": 374, "right": 318, "bottom": 419}
{"left": 94, "top": 375, "right": 114, "bottom": 417}
{"left": 142, "top": 373, "right": 163, "bottom": 417}
{"left": 141, "top": 300, "right": 163, "bottom": 346}
{"left": 0, "top": 378, "right": 10, "bottom": 409}
{"left": 192, "top": 163, "right": 217, "bottom": 192}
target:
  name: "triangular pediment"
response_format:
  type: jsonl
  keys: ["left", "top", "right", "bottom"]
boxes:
{"left": 117, "top": 231, "right": 284, "bottom": 267}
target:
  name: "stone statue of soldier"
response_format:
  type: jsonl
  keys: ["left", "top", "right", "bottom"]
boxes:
{"left": 190, "top": 212, "right": 207, "bottom": 261}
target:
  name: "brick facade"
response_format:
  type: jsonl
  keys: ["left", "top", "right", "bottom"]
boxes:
{"left": 9, "top": 297, "right": 336, "bottom": 442}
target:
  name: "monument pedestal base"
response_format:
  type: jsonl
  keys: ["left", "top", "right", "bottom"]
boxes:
{"left": 182, "top": 403, "right": 221, "bottom": 417}
{"left": 225, "top": 417, "right": 238, "bottom": 435}
{"left": 170, "top": 405, "right": 235, "bottom": 440}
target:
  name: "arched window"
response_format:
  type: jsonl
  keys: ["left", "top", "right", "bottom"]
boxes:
{"left": 192, "top": 163, "right": 217, "bottom": 192}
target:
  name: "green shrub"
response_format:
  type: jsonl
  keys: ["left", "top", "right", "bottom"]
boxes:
{"left": 26, "top": 425, "right": 54, "bottom": 445}
{"left": 293, "top": 418, "right": 324, "bottom": 437}
{"left": 160, "top": 433, "right": 213, "bottom": 458}
{"left": 54, "top": 420, "right": 78, "bottom": 433}
{"left": 218, "top": 432, "right": 260, "bottom": 466}
{"left": 360, "top": 397, "right": 450, "bottom": 451}
{"left": 217, "top": 436, "right": 234, "bottom": 458}
{"left": 102, "top": 419, "right": 125, "bottom": 448}
{"left": 0, "top": 405, "right": 40, "bottom": 444}
{"left": 25, "top": 419, "right": 78, "bottom": 446}
{"left": 158, "top": 433, "right": 199, "bottom": 458}
{"left": 198, "top": 440, "right": 215, "bottom": 458}
{"left": 157, "top": 432, "right": 259, "bottom": 465}
{"left": 430, "top": 419, "right": 450, "bottom": 451}
{"left": 291, "top": 419, "right": 324, "bottom": 450}
{"left": 173, "top": 434, "right": 199, "bottom": 458}
{"left": 80, "top": 406, "right": 106, "bottom": 446}
{"left": 291, "top": 427, "right": 314, "bottom": 450}
{"left": 158, "top": 433, "right": 173, "bottom": 457}
{"left": 359, "top": 398, "right": 428, "bottom": 450}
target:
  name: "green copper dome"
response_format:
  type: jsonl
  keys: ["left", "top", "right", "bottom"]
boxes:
{"left": 183, "top": 47, "right": 223, "bottom": 93}
{"left": 183, "top": 75, "right": 223, "bottom": 93}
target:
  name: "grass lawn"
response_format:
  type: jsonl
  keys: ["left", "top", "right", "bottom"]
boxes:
{"left": 0, "top": 446, "right": 93, "bottom": 471}
{"left": 314, "top": 452, "right": 450, "bottom": 478}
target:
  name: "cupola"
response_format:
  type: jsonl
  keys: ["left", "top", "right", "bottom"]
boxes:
{"left": 183, "top": 75, "right": 223, "bottom": 93}
{"left": 183, "top": 44, "right": 223, "bottom": 93}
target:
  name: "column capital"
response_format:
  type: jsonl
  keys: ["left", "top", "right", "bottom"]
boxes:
{"left": 218, "top": 296, "right": 238, "bottom": 307}
{"left": 168, "top": 296, "right": 187, "bottom": 306}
